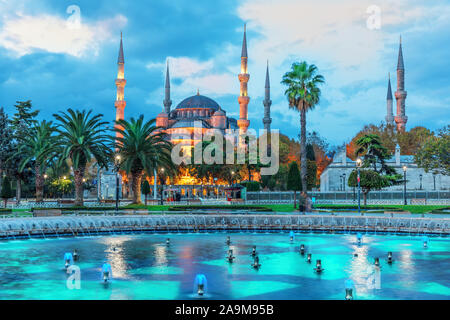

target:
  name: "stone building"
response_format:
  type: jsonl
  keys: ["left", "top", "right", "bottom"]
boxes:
{"left": 320, "top": 144, "right": 449, "bottom": 191}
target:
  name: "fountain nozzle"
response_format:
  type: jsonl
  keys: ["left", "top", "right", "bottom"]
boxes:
{"left": 387, "top": 252, "right": 393, "bottom": 264}
{"left": 227, "top": 249, "right": 235, "bottom": 263}
{"left": 103, "top": 271, "right": 109, "bottom": 283}
{"left": 197, "top": 284, "right": 204, "bottom": 296}
{"left": 252, "top": 256, "right": 261, "bottom": 269}
{"left": 307, "top": 253, "right": 312, "bottom": 263}
{"left": 300, "top": 244, "right": 305, "bottom": 255}
{"left": 374, "top": 257, "right": 380, "bottom": 267}
{"left": 345, "top": 288, "right": 353, "bottom": 300}
{"left": 73, "top": 249, "right": 79, "bottom": 262}
{"left": 314, "top": 259, "right": 324, "bottom": 273}
{"left": 226, "top": 236, "right": 231, "bottom": 245}
{"left": 251, "top": 246, "right": 256, "bottom": 256}
{"left": 166, "top": 238, "right": 170, "bottom": 246}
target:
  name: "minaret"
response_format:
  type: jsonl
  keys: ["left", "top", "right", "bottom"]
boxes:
{"left": 394, "top": 36, "right": 407, "bottom": 132}
{"left": 385, "top": 73, "right": 394, "bottom": 126}
{"left": 163, "top": 60, "right": 172, "bottom": 114}
{"left": 262, "top": 60, "right": 272, "bottom": 132}
{"left": 237, "top": 24, "right": 250, "bottom": 135}
{"left": 115, "top": 32, "right": 126, "bottom": 140}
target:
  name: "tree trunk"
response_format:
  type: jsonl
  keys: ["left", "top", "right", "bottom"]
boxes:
{"left": 145, "top": 194, "right": 147, "bottom": 206}
{"left": 300, "top": 105, "right": 307, "bottom": 195}
{"left": 293, "top": 190, "right": 297, "bottom": 209}
{"left": 16, "top": 179, "right": 22, "bottom": 204}
{"left": 73, "top": 168, "right": 85, "bottom": 206}
{"left": 363, "top": 192, "right": 368, "bottom": 206}
{"left": 35, "top": 164, "right": 44, "bottom": 203}
{"left": 131, "top": 170, "right": 143, "bottom": 204}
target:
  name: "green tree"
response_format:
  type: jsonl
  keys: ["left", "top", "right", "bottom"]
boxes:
{"left": 0, "top": 176, "right": 13, "bottom": 208}
{"left": 307, "top": 160, "right": 317, "bottom": 190}
{"left": 54, "top": 109, "right": 112, "bottom": 206}
{"left": 10, "top": 101, "right": 39, "bottom": 203}
{"left": 142, "top": 180, "right": 151, "bottom": 205}
{"left": 0, "top": 107, "right": 14, "bottom": 194}
{"left": 12, "top": 120, "right": 58, "bottom": 202}
{"left": 415, "top": 126, "right": 449, "bottom": 176}
{"left": 287, "top": 161, "right": 302, "bottom": 209}
{"left": 115, "top": 116, "right": 173, "bottom": 204}
{"left": 49, "top": 176, "right": 74, "bottom": 200}
{"left": 306, "top": 144, "right": 316, "bottom": 161}
{"left": 355, "top": 134, "right": 395, "bottom": 174}
{"left": 282, "top": 61, "right": 324, "bottom": 195}
{"left": 348, "top": 170, "right": 395, "bottom": 205}
{"left": 349, "top": 134, "right": 401, "bottom": 204}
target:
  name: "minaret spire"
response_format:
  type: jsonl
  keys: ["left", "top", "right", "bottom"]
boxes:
{"left": 115, "top": 32, "right": 126, "bottom": 140}
{"left": 385, "top": 73, "right": 394, "bottom": 126}
{"left": 238, "top": 23, "right": 250, "bottom": 136}
{"left": 263, "top": 60, "right": 272, "bottom": 132}
{"left": 163, "top": 59, "right": 172, "bottom": 114}
{"left": 394, "top": 35, "right": 407, "bottom": 132}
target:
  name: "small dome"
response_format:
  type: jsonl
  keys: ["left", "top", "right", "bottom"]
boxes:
{"left": 157, "top": 111, "right": 168, "bottom": 118}
{"left": 176, "top": 94, "right": 220, "bottom": 111}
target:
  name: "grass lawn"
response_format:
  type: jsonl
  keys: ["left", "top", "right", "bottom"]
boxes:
{"left": 2, "top": 204, "right": 447, "bottom": 216}
{"left": 314, "top": 204, "right": 448, "bottom": 214}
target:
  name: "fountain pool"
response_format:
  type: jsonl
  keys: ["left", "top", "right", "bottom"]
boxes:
{"left": 0, "top": 232, "right": 449, "bottom": 300}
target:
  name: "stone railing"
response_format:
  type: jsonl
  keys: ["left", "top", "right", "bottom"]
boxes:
{"left": 0, "top": 214, "right": 448, "bottom": 239}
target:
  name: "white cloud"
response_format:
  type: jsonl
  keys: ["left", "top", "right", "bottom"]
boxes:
{"left": 236, "top": 0, "right": 450, "bottom": 143}
{"left": 0, "top": 12, "right": 127, "bottom": 58}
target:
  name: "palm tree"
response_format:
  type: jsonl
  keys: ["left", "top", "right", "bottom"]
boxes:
{"left": 12, "top": 120, "right": 59, "bottom": 202}
{"left": 282, "top": 61, "right": 324, "bottom": 194}
{"left": 54, "top": 109, "right": 112, "bottom": 206}
{"left": 114, "top": 116, "right": 173, "bottom": 204}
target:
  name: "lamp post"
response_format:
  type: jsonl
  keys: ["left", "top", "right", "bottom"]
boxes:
{"left": 356, "top": 158, "right": 362, "bottom": 215}
{"left": 343, "top": 173, "right": 346, "bottom": 192}
{"left": 403, "top": 165, "right": 407, "bottom": 205}
{"left": 419, "top": 174, "right": 422, "bottom": 190}
{"left": 159, "top": 168, "right": 165, "bottom": 205}
{"left": 114, "top": 155, "right": 121, "bottom": 212}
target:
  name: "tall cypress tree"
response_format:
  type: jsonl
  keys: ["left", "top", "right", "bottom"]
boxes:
{"left": 0, "top": 107, "right": 14, "bottom": 194}
{"left": 10, "top": 101, "right": 39, "bottom": 204}
{"left": 1, "top": 176, "right": 13, "bottom": 208}
{"left": 287, "top": 161, "right": 302, "bottom": 209}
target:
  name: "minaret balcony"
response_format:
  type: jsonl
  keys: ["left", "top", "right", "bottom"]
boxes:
{"left": 394, "top": 90, "right": 407, "bottom": 99}
{"left": 115, "top": 79, "right": 127, "bottom": 86}
{"left": 238, "top": 96, "right": 250, "bottom": 104}
{"left": 115, "top": 100, "right": 126, "bottom": 109}
{"left": 238, "top": 74, "right": 250, "bottom": 82}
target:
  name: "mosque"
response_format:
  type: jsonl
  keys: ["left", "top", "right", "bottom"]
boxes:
{"left": 98, "top": 26, "right": 273, "bottom": 199}
{"left": 114, "top": 25, "right": 272, "bottom": 151}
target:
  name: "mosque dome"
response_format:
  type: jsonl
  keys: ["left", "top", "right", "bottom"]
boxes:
{"left": 176, "top": 94, "right": 220, "bottom": 111}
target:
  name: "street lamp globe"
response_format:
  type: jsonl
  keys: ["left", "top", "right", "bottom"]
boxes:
{"left": 356, "top": 158, "right": 362, "bottom": 167}
{"left": 403, "top": 165, "right": 407, "bottom": 172}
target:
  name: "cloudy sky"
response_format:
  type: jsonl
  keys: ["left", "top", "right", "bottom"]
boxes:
{"left": 0, "top": 0, "right": 449, "bottom": 145}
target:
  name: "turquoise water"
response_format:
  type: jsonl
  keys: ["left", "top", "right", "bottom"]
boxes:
{"left": 0, "top": 232, "right": 449, "bottom": 300}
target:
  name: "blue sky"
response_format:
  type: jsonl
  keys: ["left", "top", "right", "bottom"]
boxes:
{"left": 0, "top": 0, "right": 449, "bottom": 145}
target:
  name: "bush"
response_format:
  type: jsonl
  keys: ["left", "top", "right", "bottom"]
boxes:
{"left": 0, "top": 208, "right": 12, "bottom": 213}
{"left": 240, "top": 181, "right": 261, "bottom": 192}
{"left": 1, "top": 176, "right": 13, "bottom": 206}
